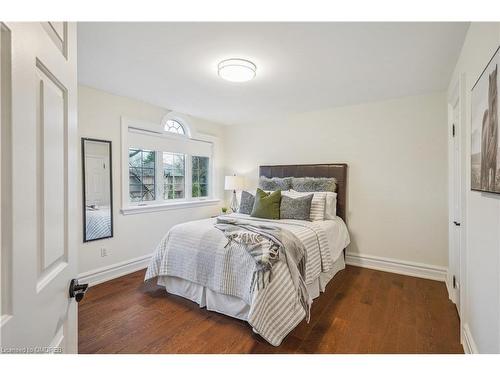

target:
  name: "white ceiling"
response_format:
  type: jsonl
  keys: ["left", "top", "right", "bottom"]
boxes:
{"left": 77, "top": 22, "right": 469, "bottom": 125}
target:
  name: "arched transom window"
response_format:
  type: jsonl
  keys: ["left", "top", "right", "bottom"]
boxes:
{"left": 164, "top": 119, "right": 186, "bottom": 135}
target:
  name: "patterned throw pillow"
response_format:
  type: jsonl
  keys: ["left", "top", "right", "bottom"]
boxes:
{"left": 291, "top": 177, "right": 337, "bottom": 192}
{"left": 239, "top": 191, "right": 255, "bottom": 215}
{"left": 283, "top": 190, "right": 326, "bottom": 221}
{"left": 258, "top": 177, "right": 292, "bottom": 191}
{"left": 280, "top": 194, "right": 313, "bottom": 221}
{"left": 251, "top": 189, "right": 282, "bottom": 220}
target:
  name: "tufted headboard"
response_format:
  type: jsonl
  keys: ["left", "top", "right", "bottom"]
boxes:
{"left": 259, "top": 163, "right": 348, "bottom": 223}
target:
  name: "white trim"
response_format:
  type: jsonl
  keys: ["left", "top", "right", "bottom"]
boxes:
{"left": 49, "top": 325, "right": 64, "bottom": 353}
{"left": 447, "top": 72, "right": 466, "bottom": 315}
{"left": 121, "top": 116, "right": 129, "bottom": 210}
{"left": 462, "top": 323, "right": 478, "bottom": 354}
{"left": 121, "top": 198, "right": 220, "bottom": 215}
{"left": 446, "top": 272, "right": 454, "bottom": 302}
{"left": 0, "top": 314, "right": 12, "bottom": 328}
{"left": 77, "top": 254, "right": 152, "bottom": 287}
{"left": 161, "top": 112, "right": 192, "bottom": 138}
{"left": 345, "top": 253, "right": 447, "bottom": 281}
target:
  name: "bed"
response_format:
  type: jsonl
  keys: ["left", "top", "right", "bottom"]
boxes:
{"left": 85, "top": 206, "right": 112, "bottom": 241}
{"left": 145, "top": 164, "right": 349, "bottom": 346}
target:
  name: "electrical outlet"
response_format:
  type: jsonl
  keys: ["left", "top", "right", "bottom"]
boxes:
{"left": 100, "top": 247, "right": 109, "bottom": 257}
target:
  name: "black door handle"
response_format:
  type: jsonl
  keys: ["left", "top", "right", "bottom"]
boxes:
{"left": 453, "top": 221, "right": 461, "bottom": 226}
{"left": 69, "top": 279, "right": 88, "bottom": 303}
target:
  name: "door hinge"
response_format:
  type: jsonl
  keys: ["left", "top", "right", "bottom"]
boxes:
{"left": 452, "top": 275, "right": 457, "bottom": 289}
{"left": 452, "top": 124, "right": 456, "bottom": 137}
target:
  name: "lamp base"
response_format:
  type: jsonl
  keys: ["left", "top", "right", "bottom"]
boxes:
{"left": 230, "top": 190, "right": 239, "bottom": 213}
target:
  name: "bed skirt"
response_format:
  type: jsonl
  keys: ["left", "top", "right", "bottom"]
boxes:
{"left": 157, "top": 253, "right": 346, "bottom": 322}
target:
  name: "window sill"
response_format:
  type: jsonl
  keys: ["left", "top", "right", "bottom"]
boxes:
{"left": 120, "top": 199, "right": 220, "bottom": 215}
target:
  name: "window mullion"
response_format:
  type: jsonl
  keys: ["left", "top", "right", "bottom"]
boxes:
{"left": 208, "top": 156, "right": 213, "bottom": 199}
{"left": 186, "top": 154, "right": 192, "bottom": 200}
{"left": 156, "top": 151, "right": 163, "bottom": 203}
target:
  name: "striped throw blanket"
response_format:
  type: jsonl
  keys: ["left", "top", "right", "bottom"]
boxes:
{"left": 215, "top": 216, "right": 311, "bottom": 321}
{"left": 145, "top": 213, "right": 333, "bottom": 346}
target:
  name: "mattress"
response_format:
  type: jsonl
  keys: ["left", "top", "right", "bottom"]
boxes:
{"left": 157, "top": 217, "right": 349, "bottom": 321}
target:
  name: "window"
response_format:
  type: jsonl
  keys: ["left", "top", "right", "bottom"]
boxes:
{"left": 128, "top": 149, "right": 210, "bottom": 204}
{"left": 122, "top": 117, "right": 217, "bottom": 213}
{"left": 164, "top": 119, "right": 185, "bottom": 135}
{"left": 163, "top": 152, "right": 185, "bottom": 199}
{"left": 192, "top": 156, "right": 209, "bottom": 198}
{"left": 129, "top": 148, "right": 155, "bottom": 202}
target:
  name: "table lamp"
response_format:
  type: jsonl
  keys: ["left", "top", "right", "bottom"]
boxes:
{"left": 224, "top": 175, "right": 245, "bottom": 213}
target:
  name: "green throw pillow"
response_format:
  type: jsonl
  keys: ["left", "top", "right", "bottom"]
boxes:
{"left": 251, "top": 188, "right": 281, "bottom": 219}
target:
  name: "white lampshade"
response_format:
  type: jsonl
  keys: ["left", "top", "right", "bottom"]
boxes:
{"left": 224, "top": 175, "right": 245, "bottom": 191}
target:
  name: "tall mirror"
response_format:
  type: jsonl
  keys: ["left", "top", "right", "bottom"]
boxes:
{"left": 82, "top": 138, "right": 113, "bottom": 242}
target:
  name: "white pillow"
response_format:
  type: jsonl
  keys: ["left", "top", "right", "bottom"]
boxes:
{"left": 284, "top": 190, "right": 326, "bottom": 221}
{"left": 324, "top": 192, "right": 337, "bottom": 219}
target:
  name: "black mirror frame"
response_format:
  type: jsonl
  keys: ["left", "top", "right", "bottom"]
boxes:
{"left": 81, "top": 137, "right": 114, "bottom": 242}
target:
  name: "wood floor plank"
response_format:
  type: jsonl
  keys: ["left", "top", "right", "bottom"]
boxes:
{"left": 78, "top": 266, "right": 463, "bottom": 354}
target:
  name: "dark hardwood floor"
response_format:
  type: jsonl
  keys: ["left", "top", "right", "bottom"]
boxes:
{"left": 78, "top": 266, "right": 463, "bottom": 354}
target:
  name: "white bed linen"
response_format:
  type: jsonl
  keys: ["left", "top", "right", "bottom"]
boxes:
{"left": 158, "top": 255, "right": 345, "bottom": 321}
{"left": 157, "top": 217, "right": 349, "bottom": 322}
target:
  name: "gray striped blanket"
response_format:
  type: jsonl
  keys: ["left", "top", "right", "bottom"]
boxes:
{"left": 215, "top": 216, "right": 311, "bottom": 321}
{"left": 145, "top": 213, "right": 333, "bottom": 346}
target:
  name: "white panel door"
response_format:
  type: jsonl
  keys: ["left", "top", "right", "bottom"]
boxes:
{"left": 0, "top": 22, "right": 78, "bottom": 353}
{"left": 85, "top": 156, "right": 108, "bottom": 206}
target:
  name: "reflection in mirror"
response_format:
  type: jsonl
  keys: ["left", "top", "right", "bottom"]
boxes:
{"left": 82, "top": 138, "right": 113, "bottom": 242}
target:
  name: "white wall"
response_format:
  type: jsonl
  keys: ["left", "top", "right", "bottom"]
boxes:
{"left": 224, "top": 92, "right": 449, "bottom": 268}
{"left": 78, "top": 85, "right": 226, "bottom": 275}
{"left": 448, "top": 22, "right": 500, "bottom": 353}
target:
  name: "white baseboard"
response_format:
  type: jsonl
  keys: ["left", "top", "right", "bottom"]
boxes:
{"left": 79, "top": 252, "right": 446, "bottom": 287}
{"left": 345, "top": 253, "right": 447, "bottom": 282}
{"left": 77, "top": 254, "right": 152, "bottom": 287}
{"left": 462, "top": 323, "right": 478, "bottom": 354}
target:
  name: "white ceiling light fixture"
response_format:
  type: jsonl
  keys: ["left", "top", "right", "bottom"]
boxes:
{"left": 218, "top": 58, "right": 256, "bottom": 83}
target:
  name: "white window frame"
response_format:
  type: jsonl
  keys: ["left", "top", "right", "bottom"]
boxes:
{"left": 163, "top": 119, "right": 186, "bottom": 136}
{"left": 190, "top": 155, "right": 211, "bottom": 199}
{"left": 161, "top": 112, "right": 192, "bottom": 138}
{"left": 120, "top": 117, "right": 219, "bottom": 215}
{"left": 159, "top": 150, "right": 187, "bottom": 202}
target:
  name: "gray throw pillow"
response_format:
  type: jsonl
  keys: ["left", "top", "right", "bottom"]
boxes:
{"left": 239, "top": 191, "right": 255, "bottom": 215}
{"left": 291, "top": 177, "right": 337, "bottom": 192}
{"left": 258, "top": 176, "right": 292, "bottom": 191}
{"left": 280, "top": 194, "right": 313, "bottom": 221}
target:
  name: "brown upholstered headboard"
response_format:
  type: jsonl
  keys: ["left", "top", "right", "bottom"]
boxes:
{"left": 259, "top": 163, "right": 348, "bottom": 223}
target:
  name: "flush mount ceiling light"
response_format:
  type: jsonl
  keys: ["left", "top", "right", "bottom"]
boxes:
{"left": 218, "top": 58, "right": 256, "bottom": 82}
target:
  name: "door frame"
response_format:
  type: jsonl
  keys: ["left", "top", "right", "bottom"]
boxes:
{"left": 447, "top": 73, "right": 467, "bottom": 319}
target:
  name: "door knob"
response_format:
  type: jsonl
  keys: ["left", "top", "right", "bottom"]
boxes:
{"left": 69, "top": 279, "right": 88, "bottom": 303}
